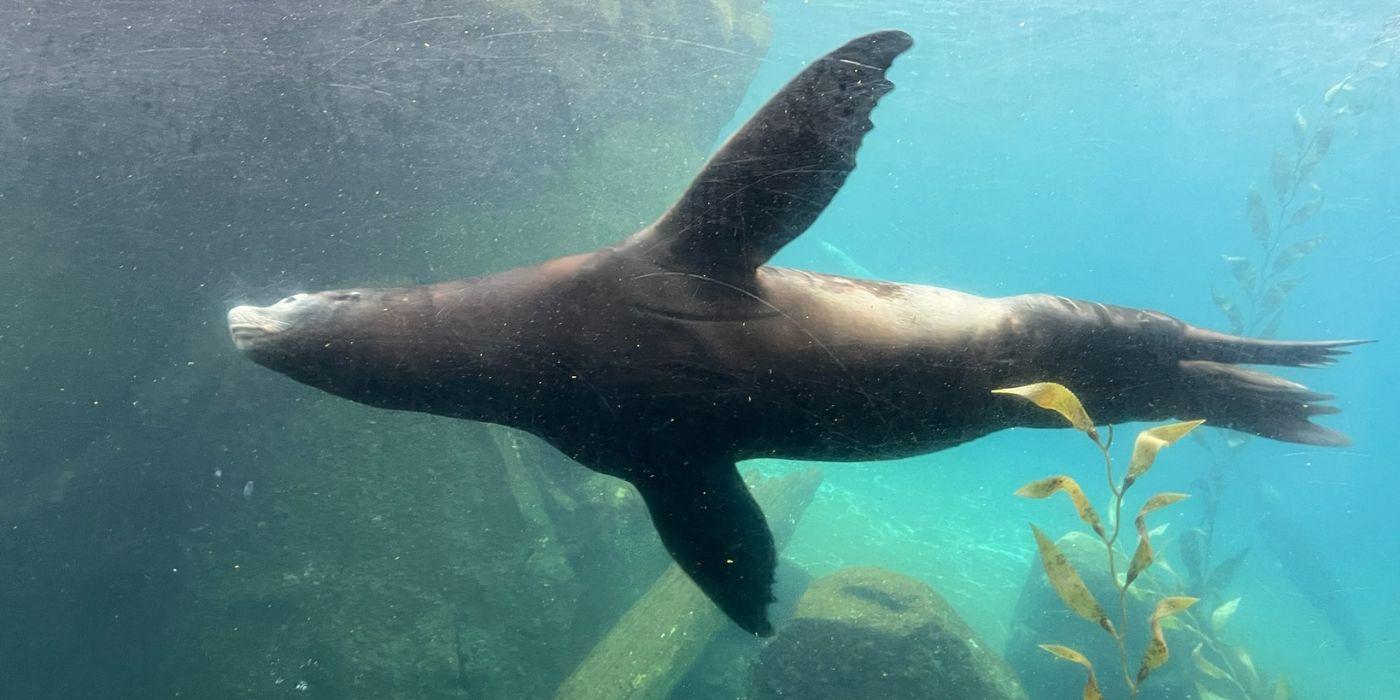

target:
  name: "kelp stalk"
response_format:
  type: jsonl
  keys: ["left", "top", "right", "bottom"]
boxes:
{"left": 996, "top": 382, "right": 1201, "bottom": 699}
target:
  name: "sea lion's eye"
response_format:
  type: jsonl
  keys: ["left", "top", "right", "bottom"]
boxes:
{"left": 334, "top": 292, "right": 362, "bottom": 302}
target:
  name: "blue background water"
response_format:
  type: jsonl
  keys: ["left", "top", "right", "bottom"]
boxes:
{"left": 730, "top": 2, "right": 1398, "bottom": 697}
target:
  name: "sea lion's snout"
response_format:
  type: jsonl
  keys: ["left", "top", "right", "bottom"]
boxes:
{"left": 228, "top": 300, "right": 291, "bottom": 351}
{"left": 227, "top": 293, "right": 319, "bottom": 351}
{"left": 227, "top": 291, "right": 368, "bottom": 352}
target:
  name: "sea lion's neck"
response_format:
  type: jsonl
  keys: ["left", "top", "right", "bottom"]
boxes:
{"left": 379, "top": 254, "right": 594, "bottom": 423}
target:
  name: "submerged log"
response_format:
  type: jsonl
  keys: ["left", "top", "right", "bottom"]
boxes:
{"left": 488, "top": 425, "right": 562, "bottom": 551}
{"left": 553, "top": 468, "right": 823, "bottom": 700}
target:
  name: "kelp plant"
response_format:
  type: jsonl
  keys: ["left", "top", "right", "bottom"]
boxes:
{"left": 1190, "top": 12, "right": 1400, "bottom": 600}
{"left": 994, "top": 382, "right": 1203, "bottom": 699}
{"left": 1215, "top": 11, "right": 1398, "bottom": 341}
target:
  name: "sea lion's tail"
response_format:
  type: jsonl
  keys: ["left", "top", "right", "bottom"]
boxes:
{"left": 1181, "top": 327, "right": 1370, "bottom": 367}
{"left": 1036, "top": 298, "right": 1364, "bottom": 445}
{"left": 1172, "top": 329, "right": 1367, "bottom": 445}
{"left": 1176, "top": 359, "right": 1349, "bottom": 446}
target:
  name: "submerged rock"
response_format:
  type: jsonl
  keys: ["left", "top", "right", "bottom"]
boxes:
{"left": 750, "top": 567, "right": 1027, "bottom": 700}
{"left": 668, "top": 559, "right": 813, "bottom": 700}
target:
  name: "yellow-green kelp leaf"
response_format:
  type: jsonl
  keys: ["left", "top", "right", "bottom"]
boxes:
{"left": 1191, "top": 643, "right": 1229, "bottom": 680}
{"left": 1139, "top": 492, "right": 1190, "bottom": 515}
{"left": 1039, "top": 644, "right": 1103, "bottom": 700}
{"left": 1137, "top": 596, "right": 1198, "bottom": 684}
{"left": 1273, "top": 677, "right": 1293, "bottom": 700}
{"left": 1031, "top": 525, "right": 1115, "bottom": 635}
{"left": 993, "top": 383, "right": 1097, "bottom": 438}
{"left": 1211, "top": 597, "right": 1241, "bottom": 633}
{"left": 1126, "top": 543, "right": 1154, "bottom": 589}
{"left": 1124, "top": 420, "right": 1206, "bottom": 487}
{"left": 1125, "top": 493, "right": 1190, "bottom": 586}
{"left": 1016, "top": 475, "right": 1105, "bottom": 537}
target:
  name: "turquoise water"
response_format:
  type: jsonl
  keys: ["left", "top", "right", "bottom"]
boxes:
{"left": 2, "top": 1, "right": 1396, "bottom": 698}
{"left": 749, "top": 2, "right": 1399, "bottom": 698}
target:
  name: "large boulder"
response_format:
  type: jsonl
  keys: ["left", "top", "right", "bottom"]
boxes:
{"left": 751, "top": 568, "right": 1028, "bottom": 700}
{"left": 668, "top": 559, "right": 814, "bottom": 700}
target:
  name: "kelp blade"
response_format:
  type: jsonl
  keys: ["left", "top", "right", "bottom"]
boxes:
{"left": 1205, "top": 548, "right": 1250, "bottom": 595}
{"left": 1231, "top": 646, "right": 1258, "bottom": 682}
{"left": 1196, "top": 682, "right": 1232, "bottom": 700}
{"left": 1211, "top": 597, "right": 1241, "bottom": 633}
{"left": 1031, "top": 525, "right": 1114, "bottom": 635}
{"left": 1125, "top": 493, "right": 1189, "bottom": 586}
{"left": 1126, "top": 538, "right": 1154, "bottom": 588}
{"left": 1137, "top": 596, "right": 1198, "bottom": 683}
{"left": 992, "top": 382, "right": 1097, "bottom": 436}
{"left": 1191, "top": 643, "right": 1229, "bottom": 680}
{"left": 1016, "top": 475, "right": 1105, "bottom": 537}
{"left": 1038, "top": 644, "right": 1103, "bottom": 700}
{"left": 1247, "top": 188, "right": 1272, "bottom": 243}
{"left": 1124, "top": 420, "right": 1206, "bottom": 486}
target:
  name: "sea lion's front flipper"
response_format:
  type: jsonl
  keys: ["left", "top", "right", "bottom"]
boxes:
{"left": 629, "top": 30, "right": 913, "bottom": 277}
{"left": 630, "top": 462, "right": 777, "bottom": 635}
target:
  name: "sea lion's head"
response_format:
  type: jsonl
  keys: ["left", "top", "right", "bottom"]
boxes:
{"left": 227, "top": 291, "right": 346, "bottom": 354}
{"left": 227, "top": 288, "right": 428, "bottom": 406}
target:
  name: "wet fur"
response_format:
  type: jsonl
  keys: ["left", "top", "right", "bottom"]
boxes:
{"left": 234, "top": 31, "right": 1361, "bottom": 635}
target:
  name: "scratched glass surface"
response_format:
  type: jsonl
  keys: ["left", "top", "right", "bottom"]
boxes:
{"left": 1, "top": 2, "right": 1396, "bottom": 698}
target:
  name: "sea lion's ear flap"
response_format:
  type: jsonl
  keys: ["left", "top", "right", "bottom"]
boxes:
{"left": 630, "top": 463, "right": 778, "bottom": 636}
{"left": 628, "top": 30, "right": 913, "bottom": 277}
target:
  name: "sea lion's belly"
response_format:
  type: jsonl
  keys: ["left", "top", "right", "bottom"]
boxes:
{"left": 570, "top": 268, "right": 1025, "bottom": 462}
{"left": 723, "top": 326, "right": 1011, "bottom": 462}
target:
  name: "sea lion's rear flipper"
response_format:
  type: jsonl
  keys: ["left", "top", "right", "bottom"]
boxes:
{"left": 1173, "top": 327, "right": 1368, "bottom": 446}
{"left": 630, "top": 463, "right": 777, "bottom": 636}
{"left": 628, "top": 30, "right": 913, "bottom": 277}
{"left": 1177, "top": 361, "right": 1351, "bottom": 446}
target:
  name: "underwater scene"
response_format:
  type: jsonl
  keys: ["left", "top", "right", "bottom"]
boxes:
{"left": 2, "top": 1, "right": 1398, "bottom": 698}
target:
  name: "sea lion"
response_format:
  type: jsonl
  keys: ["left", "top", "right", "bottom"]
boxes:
{"left": 228, "top": 31, "right": 1361, "bottom": 636}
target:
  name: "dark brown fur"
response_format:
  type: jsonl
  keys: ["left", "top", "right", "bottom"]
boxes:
{"left": 232, "top": 32, "right": 1360, "bottom": 635}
